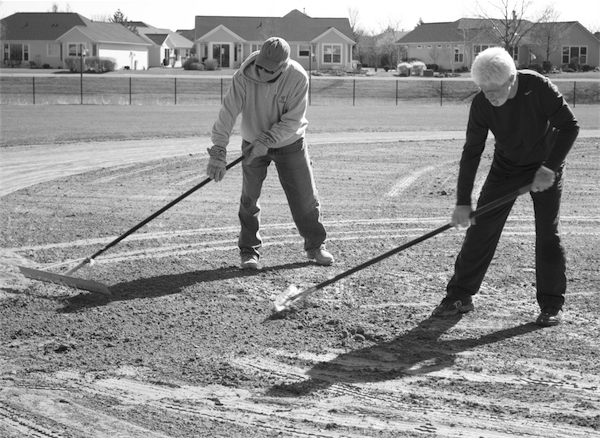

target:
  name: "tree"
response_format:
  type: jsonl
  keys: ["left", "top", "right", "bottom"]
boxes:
{"left": 527, "top": 5, "right": 569, "bottom": 62}
{"left": 49, "top": 2, "right": 71, "bottom": 13}
{"left": 475, "top": 0, "right": 536, "bottom": 55}
{"left": 110, "top": 9, "right": 138, "bottom": 35}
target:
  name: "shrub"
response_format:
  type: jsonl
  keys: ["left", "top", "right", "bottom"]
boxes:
{"left": 191, "top": 62, "right": 204, "bottom": 71}
{"left": 542, "top": 61, "right": 552, "bottom": 73}
{"left": 64, "top": 57, "right": 80, "bottom": 72}
{"left": 183, "top": 57, "right": 200, "bottom": 70}
{"left": 528, "top": 63, "right": 544, "bottom": 73}
{"left": 410, "top": 61, "right": 427, "bottom": 76}
{"left": 43, "top": 64, "right": 51, "bottom": 69}
{"left": 204, "top": 59, "right": 219, "bottom": 70}
{"left": 581, "top": 64, "right": 592, "bottom": 72}
{"left": 397, "top": 62, "right": 412, "bottom": 76}
{"left": 426, "top": 64, "right": 439, "bottom": 71}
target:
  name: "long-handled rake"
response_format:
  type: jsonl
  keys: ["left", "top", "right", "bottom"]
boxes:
{"left": 18, "top": 156, "right": 244, "bottom": 295}
{"left": 273, "top": 184, "right": 532, "bottom": 313}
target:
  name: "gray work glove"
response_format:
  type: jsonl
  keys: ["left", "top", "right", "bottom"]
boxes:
{"left": 206, "top": 145, "right": 227, "bottom": 182}
{"left": 243, "top": 140, "right": 269, "bottom": 165}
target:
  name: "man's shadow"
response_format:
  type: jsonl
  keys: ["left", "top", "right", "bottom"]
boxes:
{"left": 58, "top": 261, "right": 313, "bottom": 313}
{"left": 267, "top": 315, "right": 544, "bottom": 397}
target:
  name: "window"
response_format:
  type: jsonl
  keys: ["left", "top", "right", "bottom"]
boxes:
{"left": 512, "top": 45, "right": 519, "bottom": 62}
{"left": 473, "top": 44, "right": 491, "bottom": 56}
{"left": 299, "top": 44, "right": 310, "bottom": 57}
{"left": 427, "top": 45, "right": 432, "bottom": 49}
{"left": 437, "top": 45, "right": 442, "bottom": 48}
{"left": 5, "top": 43, "right": 30, "bottom": 62}
{"left": 68, "top": 43, "right": 85, "bottom": 57}
{"left": 47, "top": 43, "right": 60, "bottom": 57}
{"left": 417, "top": 45, "right": 422, "bottom": 49}
{"left": 251, "top": 44, "right": 262, "bottom": 53}
{"left": 454, "top": 46, "right": 463, "bottom": 63}
{"left": 323, "top": 44, "right": 341, "bottom": 63}
{"left": 562, "top": 46, "right": 587, "bottom": 64}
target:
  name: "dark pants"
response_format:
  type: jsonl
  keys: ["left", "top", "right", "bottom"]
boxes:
{"left": 447, "top": 160, "right": 567, "bottom": 310}
{"left": 238, "top": 138, "right": 327, "bottom": 257}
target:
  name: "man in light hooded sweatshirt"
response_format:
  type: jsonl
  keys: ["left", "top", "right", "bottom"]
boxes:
{"left": 206, "top": 37, "right": 334, "bottom": 270}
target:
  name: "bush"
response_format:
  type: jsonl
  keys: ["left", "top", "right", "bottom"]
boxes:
{"left": 191, "top": 62, "right": 204, "bottom": 71}
{"left": 64, "top": 57, "right": 80, "bottom": 72}
{"left": 542, "top": 61, "right": 552, "bottom": 73}
{"left": 426, "top": 64, "right": 439, "bottom": 71}
{"left": 581, "top": 64, "right": 592, "bottom": 72}
{"left": 528, "top": 63, "right": 544, "bottom": 73}
{"left": 410, "top": 61, "right": 427, "bottom": 76}
{"left": 183, "top": 57, "right": 200, "bottom": 70}
{"left": 204, "top": 59, "right": 219, "bottom": 70}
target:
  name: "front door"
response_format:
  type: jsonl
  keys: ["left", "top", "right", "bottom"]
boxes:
{"left": 212, "top": 44, "right": 230, "bottom": 68}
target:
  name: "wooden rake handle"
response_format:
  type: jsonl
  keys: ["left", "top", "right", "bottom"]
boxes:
{"left": 65, "top": 155, "right": 244, "bottom": 276}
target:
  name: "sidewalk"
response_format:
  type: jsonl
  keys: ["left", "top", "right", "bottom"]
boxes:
{"left": 1, "top": 130, "right": 598, "bottom": 197}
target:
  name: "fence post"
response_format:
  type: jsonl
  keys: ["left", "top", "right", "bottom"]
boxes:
{"left": 396, "top": 80, "right": 398, "bottom": 106}
{"left": 353, "top": 79, "right": 356, "bottom": 106}
{"left": 129, "top": 77, "right": 132, "bottom": 105}
{"left": 573, "top": 81, "right": 576, "bottom": 107}
{"left": 440, "top": 80, "right": 443, "bottom": 107}
{"left": 221, "top": 78, "right": 224, "bottom": 104}
{"left": 32, "top": 77, "right": 35, "bottom": 105}
{"left": 175, "top": 78, "right": 177, "bottom": 105}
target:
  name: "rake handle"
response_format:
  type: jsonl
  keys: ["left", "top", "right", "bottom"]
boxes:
{"left": 313, "top": 184, "right": 532, "bottom": 293}
{"left": 72, "top": 155, "right": 244, "bottom": 272}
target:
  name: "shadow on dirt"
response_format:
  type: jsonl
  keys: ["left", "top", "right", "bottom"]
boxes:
{"left": 267, "top": 316, "right": 544, "bottom": 396}
{"left": 58, "top": 261, "right": 313, "bottom": 312}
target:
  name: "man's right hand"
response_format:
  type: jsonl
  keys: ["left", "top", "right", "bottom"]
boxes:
{"left": 206, "top": 145, "right": 227, "bottom": 182}
{"left": 451, "top": 205, "right": 473, "bottom": 228}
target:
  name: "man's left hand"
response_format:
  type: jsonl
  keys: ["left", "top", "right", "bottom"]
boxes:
{"left": 243, "top": 140, "right": 269, "bottom": 165}
{"left": 531, "top": 166, "right": 556, "bottom": 192}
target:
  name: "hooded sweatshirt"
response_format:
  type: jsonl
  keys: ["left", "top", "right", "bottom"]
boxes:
{"left": 211, "top": 52, "right": 309, "bottom": 150}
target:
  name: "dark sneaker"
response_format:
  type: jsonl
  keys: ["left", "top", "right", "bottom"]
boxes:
{"left": 240, "top": 254, "right": 260, "bottom": 270}
{"left": 432, "top": 297, "right": 474, "bottom": 317}
{"left": 536, "top": 307, "right": 562, "bottom": 327}
{"left": 307, "top": 248, "right": 334, "bottom": 266}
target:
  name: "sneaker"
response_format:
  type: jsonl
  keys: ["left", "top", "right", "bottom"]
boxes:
{"left": 432, "top": 297, "right": 474, "bottom": 317}
{"left": 307, "top": 248, "right": 334, "bottom": 266}
{"left": 240, "top": 254, "right": 260, "bottom": 270}
{"left": 536, "top": 307, "right": 562, "bottom": 327}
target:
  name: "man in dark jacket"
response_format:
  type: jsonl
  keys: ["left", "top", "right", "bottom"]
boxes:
{"left": 432, "top": 47, "right": 579, "bottom": 326}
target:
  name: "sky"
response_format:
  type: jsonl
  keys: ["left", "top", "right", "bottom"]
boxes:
{"left": 2, "top": 0, "right": 599, "bottom": 33}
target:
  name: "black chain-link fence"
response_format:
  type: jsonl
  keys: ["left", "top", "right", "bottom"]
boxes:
{"left": 1, "top": 76, "right": 598, "bottom": 107}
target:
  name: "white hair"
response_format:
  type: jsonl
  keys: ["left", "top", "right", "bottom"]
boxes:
{"left": 471, "top": 47, "right": 517, "bottom": 86}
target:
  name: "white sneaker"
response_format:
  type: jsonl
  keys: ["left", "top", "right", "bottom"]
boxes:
{"left": 306, "top": 248, "right": 334, "bottom": 266}
{"left": 240, "top": 254, "right": 260, "bottom": 270}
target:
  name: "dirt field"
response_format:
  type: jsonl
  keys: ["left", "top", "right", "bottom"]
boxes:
{"left": 1, "top": 128, "right": 599, "bottom": 436}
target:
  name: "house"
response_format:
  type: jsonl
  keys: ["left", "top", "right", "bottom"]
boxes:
{"left": 395, "top": 18, "right": 600, "bottom": 72}
{"left": 131, "top": 22, "right": 194, "bottom": 68}
{"left": 57, "top": 20, "right": 151, "bottom": 70}
{"left": 1, "top": 12, "right": 151, "bottom": 70}
{"left": 193, "top": 9, "right": 355, "bottom": 71}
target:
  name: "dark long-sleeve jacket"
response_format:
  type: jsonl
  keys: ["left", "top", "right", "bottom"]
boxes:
{"left": 457, "top": 70, "right": 579, "bottom": 205}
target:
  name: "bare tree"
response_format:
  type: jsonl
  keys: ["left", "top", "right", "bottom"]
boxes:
{"left": 49, "top": 2, "right": 71, "bottom": 12}
{"left": 90, "top": 13, "right": 112, "bottom": 23}
{"left": 527, "top": 4, "right": 569, "bottom": 62}
{"left": 475, "top": 0, "right": 536, "bottom": 55}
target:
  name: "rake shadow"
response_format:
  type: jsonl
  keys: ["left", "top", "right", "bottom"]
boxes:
{"left": 267, "top": 316, "right": 544, "bottom": 397}
{"left": 58, "top": 260, "right": 313, "bottom": 312}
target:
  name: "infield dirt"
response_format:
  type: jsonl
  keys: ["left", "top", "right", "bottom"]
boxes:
{"left": 1, "top": 130, "right": 599, "bottom": 436}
